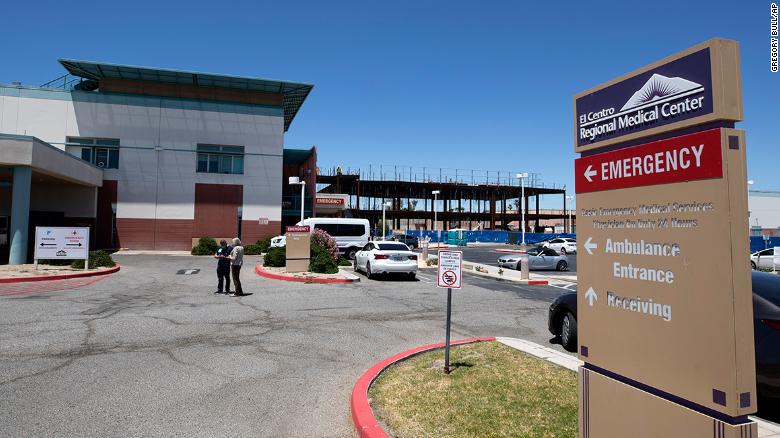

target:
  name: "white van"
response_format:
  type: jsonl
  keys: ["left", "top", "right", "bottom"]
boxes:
{"left": 296, "top": 218, "right": 370, "bottom": 260}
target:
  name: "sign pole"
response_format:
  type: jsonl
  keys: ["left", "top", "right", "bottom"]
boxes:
{"left": 444, "top": 287, "right": 452, "bottom": 374}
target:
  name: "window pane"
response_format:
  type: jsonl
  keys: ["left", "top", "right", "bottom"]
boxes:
{"left": 220, "top": 155, "right": 233, "bottom": 173}
{"left": 197, "top": 145, "right": 220, "bottom": 153}
{"left": 232, "top": 156, "right": 244, "bottom": 174}
{"left": 208, "top": 155, "right": 219, "bottom": 173}
{"left": 96, "top": 138, "right": 120, "bottom": 147}
{"left": 81, "top": 148, "right": 92, "bottom": 162}
{"left": 197, "top": 154, "right": 208, "bottom": 172}
{"left": 221, "top": 146, "right": 244, "bottom": 154}
{"left": 95, "top": 149, "right": 109, "bottom": 168}
{"left": 69, "top": 137, "right": 93, "bottom": 146}
{"left": 108, "top": 149, "right": 119, "bottom": 169}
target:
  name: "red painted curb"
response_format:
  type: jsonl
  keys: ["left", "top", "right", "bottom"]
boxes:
{"left": 351, "top": 337, "right": 496, "bottom": 438}
{"left": 527, "top": 280, "right": 549, "bottom": 285}
{"left": 0, "top": 265, "right": 121, "bottom": 284}
{"left": 254, "top": 265, "right": 356, "bottom": 284}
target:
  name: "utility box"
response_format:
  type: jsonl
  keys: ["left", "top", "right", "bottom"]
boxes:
{"left": 446, "top": 230, "right": 468, "bottom": 247}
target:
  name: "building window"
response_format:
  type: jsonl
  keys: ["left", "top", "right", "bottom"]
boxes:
{"left": 196, "top": 145, "right": 244, "bottom": 175}
{"left": 66, "top": 137, "right": 120, "bottom": 169}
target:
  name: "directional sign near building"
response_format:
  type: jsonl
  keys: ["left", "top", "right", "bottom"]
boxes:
{"left": 574, "top": 39, "right": 742, "bottom": 153}
{"left": 575, "top": 39, "right": 757, "bottom": 437}
{"left": 34, "top": 227, "right": 89, "bottom": 260}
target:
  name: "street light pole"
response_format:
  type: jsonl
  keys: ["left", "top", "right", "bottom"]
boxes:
{"left": 289, "top": 176, "right": 306, "bottom": 223}
{"left": 566, "top": 195, "right": 574, "bottom": 234}
{"left": 432, "top": 190, "right": 440, "bottom": 244}
{"left": 382, "top": 201, "right": 391, "bottom": 240}
{"left": 515, "top": 173, "right": 528, "bottom": 247}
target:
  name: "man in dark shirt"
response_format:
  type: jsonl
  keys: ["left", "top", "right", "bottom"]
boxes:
{"left": 214, "top": 240, "right": 232, "bottom": 295}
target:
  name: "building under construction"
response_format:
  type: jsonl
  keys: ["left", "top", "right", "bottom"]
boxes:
{"left": 316, "top": 165, "right": 573, "bottom": 232}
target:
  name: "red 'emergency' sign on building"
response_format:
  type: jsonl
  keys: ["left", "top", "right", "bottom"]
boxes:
{"left": 575, "top": 128, "right": 723, "bottom": 194}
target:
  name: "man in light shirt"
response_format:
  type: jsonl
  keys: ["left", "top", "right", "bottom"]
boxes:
{"left": 229, "top": 237, "right": 245, "bottom": 297}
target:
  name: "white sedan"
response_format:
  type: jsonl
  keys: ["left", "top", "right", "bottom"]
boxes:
{"left": 270, "top": 235, "right": 286, "bottom": 248}
{"left": 354, "top": 241, "right": 418, "bottom": 279}
{"left": 543, "top": 238, "right": 577, "bottom": 255}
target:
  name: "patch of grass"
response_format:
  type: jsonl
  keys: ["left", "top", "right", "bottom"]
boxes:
{"left": 368, "top": 341, "right": 577, "bottom": 438}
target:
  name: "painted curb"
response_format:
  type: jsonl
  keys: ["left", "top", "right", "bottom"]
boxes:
{"left": 351, "top": 337, "right": 496, "bottom": 438}
{"left": 0, "top": 265, "right": 121, "bottom": 284}
{"left": 254, "top": 265, "right": 357, "bottom": 284}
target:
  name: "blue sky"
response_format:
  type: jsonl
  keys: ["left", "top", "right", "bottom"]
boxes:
{"left": 2, "top": 0, "right": 778, "bottom": 199}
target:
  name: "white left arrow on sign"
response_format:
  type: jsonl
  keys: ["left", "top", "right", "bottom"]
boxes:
{"left": 584, "top": 165, "right": 597, "bottom": 182}
{"left": 584, "top": 237, "right": 597, "bottom": 255}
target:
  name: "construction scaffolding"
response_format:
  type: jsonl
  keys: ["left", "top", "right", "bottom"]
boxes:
{"left": 317, "top": 165, "right": 572, "bottom": 232}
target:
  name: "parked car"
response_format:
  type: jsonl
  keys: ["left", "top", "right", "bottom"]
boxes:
{"left": 542, "top": 238, "right": 577, "bottom": 255}
{"left": 497, "top": 247, "right": 569, "bottom": 271}
{"left": 547, "top": 271, "right": 780, "bottom": 402}
{"left": 270, "top": 235, "right": 286, "bottom": 248}
{"left": 751, "top": 248, "right": 775, "bottom": 270}
{"left": 297, "top": 218, "right": 370, "bottom": 260}
{"left": 354, "top": 241, "right": 418, "bottom": 279}
{"left": 393, "top": 233, "right": 419, "bottom": 249}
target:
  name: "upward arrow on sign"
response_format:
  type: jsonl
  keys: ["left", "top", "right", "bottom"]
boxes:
{"left": 585, "top": 287, "right": 598, "bottom": 307}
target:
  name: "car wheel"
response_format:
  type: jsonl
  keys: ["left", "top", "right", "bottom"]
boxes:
{"left": 557, "top": 260, "right": 568, "bottom": 271}
{"left": 407, "top": 272, "right": 416, "bottom": 280}
{"left": 353, "top": 258, "right": 360, "bottom": 273}
{"left": 560, "top": 312, "right": 577, "bottom": 352}
{"left": 516, "top": 261, "right": 522, "bottom": 271}
{"left": 366, "top": 263, "right": 374, "bottom": 279}
{"left": 751, "top": 261, "right": 757, "bottom": 270}
{"left": 347, "top": 248, "right": 358, "bottom": 260}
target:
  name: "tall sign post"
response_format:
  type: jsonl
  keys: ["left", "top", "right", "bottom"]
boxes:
{"left": 574, "top": 39, "right": 758, "bottom": 437}
{"left": 437, "top": 249, "right": 462, "bottom": 374}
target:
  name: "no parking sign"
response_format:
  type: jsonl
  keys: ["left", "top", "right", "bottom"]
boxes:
{"left": 437, "top": 250, "right": 462, "bottom": 289}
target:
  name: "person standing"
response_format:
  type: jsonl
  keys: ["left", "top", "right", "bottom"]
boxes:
{"left": 214, "top": 240, "right": 232, "bottom": 295}
{"left": 229, "top": 237, "right": 245, "bottom": 296}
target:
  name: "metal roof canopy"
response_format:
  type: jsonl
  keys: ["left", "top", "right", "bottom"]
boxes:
{"left": 58, "top": 59, "right": 313, "bottom": 131}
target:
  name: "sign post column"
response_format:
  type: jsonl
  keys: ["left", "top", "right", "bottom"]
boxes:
{"left": 437, "top": 249, "right": 463, "bottom": 374}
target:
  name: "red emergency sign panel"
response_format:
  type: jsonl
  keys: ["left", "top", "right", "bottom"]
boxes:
{"left": 575, "top": 128, "right": 723, "bottom": 194}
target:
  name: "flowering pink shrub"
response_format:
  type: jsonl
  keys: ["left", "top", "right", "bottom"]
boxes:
{"left": 311, "top": 228, "right": 339, "bottom": 262}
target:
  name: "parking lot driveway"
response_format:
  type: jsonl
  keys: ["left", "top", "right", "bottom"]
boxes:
{"left": 0, "top": 254, "right": 570, "bottom": 437}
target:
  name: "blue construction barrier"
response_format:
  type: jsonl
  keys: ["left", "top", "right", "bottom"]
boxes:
{"left": 750, "top": 236, "right": 780, "bottom": 253}
{"left": 405, "top": 230, "right": 575, "bottom": 244}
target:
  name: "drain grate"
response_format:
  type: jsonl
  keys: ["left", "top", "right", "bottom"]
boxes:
{"left": 176, "top": 269, "right": 200, "bottom": 275}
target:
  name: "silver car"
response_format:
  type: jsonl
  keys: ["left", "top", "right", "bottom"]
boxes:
{"left": 498, "top": 246, "right": 569, "bottom": 271}
{"left": 751, "top": 248, "right": 776, "bottom": 270}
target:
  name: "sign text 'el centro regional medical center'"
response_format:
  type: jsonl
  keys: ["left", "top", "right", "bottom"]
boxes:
{"left": 574, "top": 39, "right": 742, "bottom": 153}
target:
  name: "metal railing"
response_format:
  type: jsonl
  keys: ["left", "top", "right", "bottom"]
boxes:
{"left": 320, "top": 164, "right": 564, "bottom": 190}
{"left": 40, "top": 74, "right": 84, "bottom": 90}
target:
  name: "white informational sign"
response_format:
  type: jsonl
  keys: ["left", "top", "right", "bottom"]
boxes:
{"left": 34, "top": 227, "right": 89, "bottom": 260}
{"left": 774, "top": 246, "right": 780, "bottom": 271}
{"left": 258, "top": 217, "right": 269, "bottom": 225}
{"left": 437, "top": 250, "right": 463, "bottom": 289}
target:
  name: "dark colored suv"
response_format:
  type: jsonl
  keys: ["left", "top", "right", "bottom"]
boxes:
{"left": 393, "top": 233, "right": 419, "bottom": 249}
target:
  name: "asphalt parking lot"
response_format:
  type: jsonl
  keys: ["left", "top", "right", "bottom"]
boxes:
{"left": 0, "top": 254, "right": 573, "bottom": 437}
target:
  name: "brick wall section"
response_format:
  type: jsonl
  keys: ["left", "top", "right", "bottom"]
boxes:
{"left": 241, "top": 220, "right": 281, "bottom": 244}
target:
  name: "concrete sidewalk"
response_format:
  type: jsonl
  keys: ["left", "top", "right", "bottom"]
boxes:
{"left": 497, "top": 337, "right": 780, "bottom": 438}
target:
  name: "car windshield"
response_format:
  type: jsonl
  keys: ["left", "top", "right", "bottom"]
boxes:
{"left": 753, "top": 272, "right": 780, "bottom": 307}
{"left": 377, "top": 243, "right": 409, "bottom": 251}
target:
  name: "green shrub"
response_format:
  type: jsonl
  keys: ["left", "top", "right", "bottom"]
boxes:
{"left": 191, "top": 237, "right": 219, "bottom": 256}
{"left": 263, "top": 247, "right": 286, "bottom": 267}
{"left": 338, "top": 257, "right": 353, "bottom": 267}
{"left": 426, "top": 257, "right": 438, "bottom": 266}
{"left": 71, "top": 250, "right": 116, "bottom": 269}
{"left": 245, "top": 237, "right": 273, "bottom": 255}
{"left": 309, "top": 244, "right": 338, "bottom": 274}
